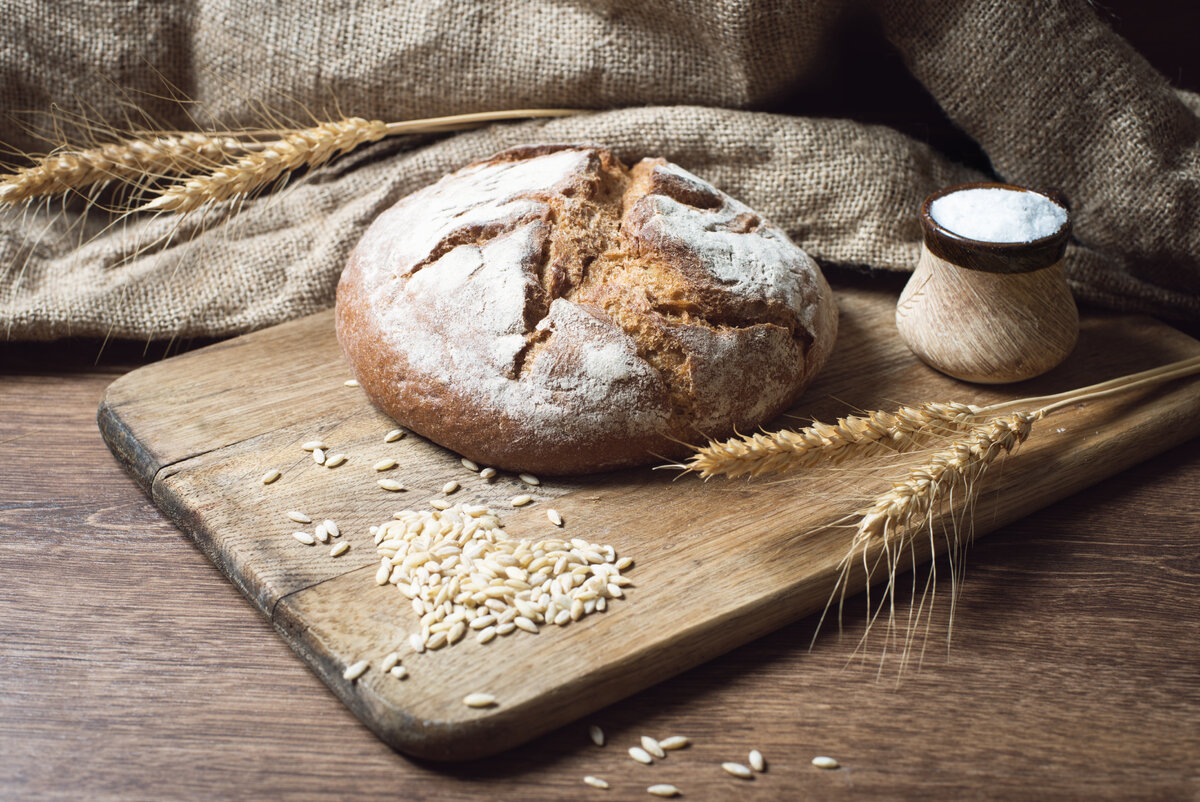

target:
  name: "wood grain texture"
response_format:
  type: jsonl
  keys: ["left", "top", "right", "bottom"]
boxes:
{"left": 91, "top": 281, "right": 1200, "bottom": 760}
{"left": 2, "top": 298, "right": 1199, "bottom": 799}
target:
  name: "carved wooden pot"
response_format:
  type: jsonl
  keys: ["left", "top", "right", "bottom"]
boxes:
{"left": 896, "top": 182, "right": 1078, "bottom": 384}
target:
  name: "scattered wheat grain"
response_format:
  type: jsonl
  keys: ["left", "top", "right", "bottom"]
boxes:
{"left": 519, "top": 473, "right": 541, "bottom": 486}
{"left": 443, "top": 480, "right": 459, "bottom": 494}
{"left": 301, "top": 440, "right": 326, "bottom": 451}
{"left": 629, "top": 746, "right": 654, "bottom": 764}
{"left": 647, "top": 785, "right": 679, "bottom": 797}
{"left": 547, "top": 509, "right": 564, "bottom": 527}
{"left": 722, "top": 762, "right": 753, "bottom": 779}
{"left": 374, "top": 459, "right": 397, "bottom": 471}
{"left": 342, "top": 660, "right": 369, "bottom": 681}
{"left": 314, "top": 523, "right": 329, "bottom": 543}
{"left": 260, "top": 469, "right": 281, "bottom": 484}
{"left": 462, "top": 692, "right": 496, "bottom": 708}
{"left": 380, "top": 652, "right": 401, "bottom": 672}
{"left": 385, "top": 429, "right": 405, "bottom": 443}
{"left": 292, "top": 531, "right": 316, "bottom": 545}
{"left": 511, "top": 494, "right": 533, "bottom": 507}
{"left": 390, "top": 665, "right": 407, "bottom": 679}
{"left": 461, "top": 457, "right": 480, "bottom": 472}
{"left": 324, "top": 453, "right": 346, "bottom": 468}
{"left": 378, "top": 479, "right": 406, "bottom": 491}
{"left": 323, "top": 519, "right": 339, "bottom": 538}
{"left": 641, "top": 736, "right": 665, "bottom": 759}
{"left": 583, "top": 776, "right": 609, "bottom": 789}
{"left": 811, "top": 756, "right": 839, "bottom": 769}
{"left": 313, "top": 448, "right": 326, "bottom": 465}
{"left": 659, "top": 736, "right": 689, "bottom": 750}
{"left": 479, "top": 467, "right": 497, "bottom": 481}
{"left": 344, "top": 379, "right": 359, "bottom": 387}
{"left": 330, "top": 542, "right": 350, "bottom": 557}
{"left": 589, "top": 725, "right": 605, "bottom": 747}
{"left": 749, "top": 749, "right": 765, "bottom": 772}
{"left": 287, "top": 511, "right": 312, "bottom": 524}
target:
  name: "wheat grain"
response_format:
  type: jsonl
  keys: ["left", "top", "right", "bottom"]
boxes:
{"left": 519, "top": 473, "right": 541, "bottom": 486}
{"left": 330, "top": 542, "right": 349, "bottom": 557}
{"left": 722, "top": 762, "right": 753, "bottom": 779}
{"left": 313, "top": 448, "right": 326, "bottom": 465}
{"left": 659, "top": 736, "right": 689, "bottom": 750}
{"left": 287, "top": 511, "right": 312, "bottom": 524}
{"left": 749, "top": 749, "right": 765, "bottom": 772}
{"left": 292, "top": 531, "right": 315, "bottom": 545}
{"left": 389, "top": 665, "right": 408, "bottom": 679}
{"left": 343, "top": 379, "right": 359, "bottom": 387}
{"left": 589, "top": 725, "right": 605, "bottom": 747}
{"left": 301, "top": 440, "right": 325, "bottom": 451}
{"left": 323, "top": 519, "right": 340, "bottom": 538}
{"left": 684, "top": 402, "right": 979, "bottom": 479}
{"left": 324, "top": 453, "right": 346, "bottom": 468}
{"left": 629, "top": 747, "right": 654, "bottom": 764}
{"left": 811, "top": 756, "right": 839, "bottom": 769}
{"left": 314, "top": 523, "right": 329, "bottom": 543}
{"left": 342, "top": 660, "right": 369, "bottom": 681}
{"left": 260, "top": 469, "right": 281, "bottom": 485}
{"left": 641, "top": 736, "right": 665, "bottom": 759}
{"left": 547, "top": 509, "right": 564, "bottom": 527}
{"left": 378, "top": 479, "right": 406, "bottom": 492}
{"left": 462, "top": 692, "right": 496, "bottom": 708}
{"left": 480, "top": 467, "right": 497, "bottom": 481}
{"left": 384, "top": 429, "right": 405, "bottom": 443}
{"left": 583, "top": 776, "right": 609, "bottom": 789}
{"left": 647, "top": 785, "right": 679, "bottom": 797}
{"left": 511, "top": 494, "right": 533, "bottom": 507}
{"left": 443, "top": 480, "right": 459, "bottom": 494}
{"left": 461, "top": 458, "right": 480, "bottom": 472}
{"left": 0, "top": 132, "right": 240, "bottom": 204}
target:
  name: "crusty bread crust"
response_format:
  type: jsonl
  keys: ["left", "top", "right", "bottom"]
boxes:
{"left": 336, "top": 144, "right": 837, "bottom": 474}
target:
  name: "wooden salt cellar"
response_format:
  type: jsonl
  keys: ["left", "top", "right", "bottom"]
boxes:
{"left": 896, "top": 182, "right": 1078, "bottom": 384}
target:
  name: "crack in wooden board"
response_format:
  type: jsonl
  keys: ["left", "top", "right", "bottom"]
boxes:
{"left": 97, "top": 283, "right": 1200, "bottom": 760}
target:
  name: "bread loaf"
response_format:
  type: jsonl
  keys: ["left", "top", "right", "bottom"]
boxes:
{"left": 336, "top": 144, "right": 837, "bottom": 474}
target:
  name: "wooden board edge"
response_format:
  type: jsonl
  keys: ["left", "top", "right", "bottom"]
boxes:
{"left": 97, "top": 394, "right": 160, "bottom": 493}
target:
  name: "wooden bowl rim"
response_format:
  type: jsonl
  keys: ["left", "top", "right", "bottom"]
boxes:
{"left": 920, "top": 182, "right": 1072, "bottom": 274}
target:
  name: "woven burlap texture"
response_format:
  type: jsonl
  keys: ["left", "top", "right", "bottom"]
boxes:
{"left": 1, "top": 0, "right": 1197, "bottom": 340}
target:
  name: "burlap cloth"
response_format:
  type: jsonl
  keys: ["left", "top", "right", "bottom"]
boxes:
{"left": 2, "top": 0, "right": 1197, "bottom": 341}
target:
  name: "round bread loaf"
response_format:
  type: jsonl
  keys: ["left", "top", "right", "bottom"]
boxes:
{"left": 336, "top": 144, "right": 837, "bottom": 474}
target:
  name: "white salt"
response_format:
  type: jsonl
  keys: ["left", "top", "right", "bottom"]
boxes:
{"left": 930, "top": 187, "right": 1067, "bottom": 243}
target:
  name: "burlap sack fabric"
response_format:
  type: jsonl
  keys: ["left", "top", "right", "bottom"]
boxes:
{"left": 1, "top": 0, "right": 1197, "bottom": 341}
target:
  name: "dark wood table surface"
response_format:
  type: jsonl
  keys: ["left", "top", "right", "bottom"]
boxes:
{"left": 2, "top": 333, "right": 1198, "bottom": 801}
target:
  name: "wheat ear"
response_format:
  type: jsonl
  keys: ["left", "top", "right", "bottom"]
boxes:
{"left": 0, "top": 132, "right": 241, "bottom": 204}
{"left": 854, "top": 411, "right": 1036, "bottom": 546}
{"left": 1, "top": 108, "right": 584, "bottom": 209}
{"left": 683, "top": 402, "right": 979, "bottom": 479}
{"left": 138, "top": 117, "right": 389, "bottom": 213}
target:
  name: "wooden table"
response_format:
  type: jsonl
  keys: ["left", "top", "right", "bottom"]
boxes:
{"left": 3, "top": 328, "right": 1198, "bottom": 801}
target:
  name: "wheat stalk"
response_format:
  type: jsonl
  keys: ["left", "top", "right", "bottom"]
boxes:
{"left": 682, "top": 401, "right": 980, "bottom": 479}
{"left": 0, "top": 108, "right": 584, "bottom": 210}
{"left": 0, "top": 132, "right": 241, "bottom": 204}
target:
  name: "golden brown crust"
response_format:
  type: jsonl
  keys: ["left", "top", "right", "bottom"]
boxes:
{"left": 336, "top": 145, "right": 836, "bottom": 474}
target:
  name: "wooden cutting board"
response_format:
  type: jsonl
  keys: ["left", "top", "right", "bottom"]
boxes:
{"left": 98, "top": 280, "right": 1200, "bottom": 761}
